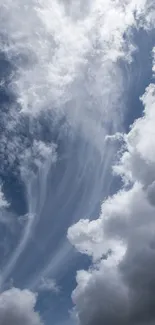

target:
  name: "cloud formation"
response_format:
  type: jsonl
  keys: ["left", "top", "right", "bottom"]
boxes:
{"left": 0, "top": 0, "right": 155, "bottom": 323}
{"left": 0, "top": 288, "right": 42, "bottom": 325}
{"left": 0, "top": 186, "right": 9, "bottom": 210}
{"left": 37, "top": 277, "right": 59, "bottom": 293}
{"left": 0, "top": 0, "right": 140, "bottom": 287}
{"left": 68, "top": 49, "right": 155, "bottom": 325}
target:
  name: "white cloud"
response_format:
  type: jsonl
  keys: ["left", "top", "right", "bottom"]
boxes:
{"left": 1, "top": 0, "right": 154, "bottom": 140}
{"left": 37, "top": 277, "right": 59, "bottom": 293}
{"left": 0, "top": 0, "right": 146, "bottom": 289}
{"left": 68, "top": 44, "right": 155, "bottom": 325}
{"left": 0, "top": 1, "right": 155, "bottom": 323}
{"left": 0, "top": 288, "right": 43, "bottom": 325}
{"left": 20, "top": 140, "right": 57, "bottom": 180}
{"left": 0, "top": 185, "right": 9, "bottom": 209}
{"left": 114, "top": 83, "right": 155, "bottom": 186}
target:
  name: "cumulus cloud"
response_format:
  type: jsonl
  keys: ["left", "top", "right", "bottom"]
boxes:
{"left": 68, "top": 49, "right": 155, "bottom": 325}
{"left": 1, "top": 0, "right": 155, "bottom": 323}
{"left": 0, "top": 288, "right": 42, "bottom": 325}
{"left": 114, "top": 83, "right": 155, "bottom": 187}
{"left": 72, "top": 263, "right": 129, "bottom": 325}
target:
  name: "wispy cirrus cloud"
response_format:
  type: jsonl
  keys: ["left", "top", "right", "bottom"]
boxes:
{"left": 0, "top": 1, "right": 155, "bottom": 324}
{"left": 68, "top": 49, "right": 155, "bottom": 324}
{"left": 0, "top": 0, "right": 136, "bottom": 286}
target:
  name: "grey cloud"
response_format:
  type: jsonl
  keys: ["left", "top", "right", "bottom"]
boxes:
{"left": 68, "top": 60, "right": 155, "bottom": 325}
{"left": 72, "top": 266, "right": 129, "bottom": 325}
{"left": 0, "top": 288, "right": 43, "bottom": 325}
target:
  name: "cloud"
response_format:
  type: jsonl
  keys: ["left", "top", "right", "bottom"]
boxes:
{"left": 0, "top": 1, "right": 155, "bottom": 322}
{"left": 114, "top": 83, "right": 155, "bottom": 187}
{"left": 0, "top": 0, "right": 137, "bottom": 282}
{"left": 0, "top": 140, "right": 57, "bottom": 287}
{"left": 1, "top": 0, "right": 152, "bottom": 137}
{"left": 0, "top": 288, "right": 43, "bottom": 325}
{"left": 0, "top": 185, "right": 14, "bottom": 230}
{"left": 0, "top": 185, "right": 9, "bottom": 210}
{"left": 68, "top": 46, "right": 155, "bottom": 325}
{"left": 37, "top": 277, "right": 59, "bottom": 293}
{"left": 0, "top": 0, "right": 144, "bottom": 290}
{"left": 152, "top": 46, "right": 155, "bottom": 76}
{"left": 72, "top": 263, "right": 129, "bottom": 325}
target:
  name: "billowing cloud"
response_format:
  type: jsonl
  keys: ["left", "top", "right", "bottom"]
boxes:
{"left": 68, "top": 52, "right": 155, "bottom": 324}
{"left": 0, "top": 0, "right": 155, "bottom": 323}
{"left": 0, "top": 0, "right": 145, "bottom": 288}
{"left": 0, "top": 288, "right": 42, "bottom": 325}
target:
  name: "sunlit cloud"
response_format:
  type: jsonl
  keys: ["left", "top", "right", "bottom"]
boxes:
{"left": 0, "top": 0, "right": 155, "bottom": 324}
{"left": 68, "top": 45, "right": 155, "bottom": 325}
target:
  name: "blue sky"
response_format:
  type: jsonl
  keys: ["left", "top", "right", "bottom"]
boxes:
{"left": 0, "top": 1, "right": 155, "bottom": 325}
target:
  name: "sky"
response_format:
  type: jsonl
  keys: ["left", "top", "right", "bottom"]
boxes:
{"left": 0, "top": 1, "right": 155, "bottom": 325}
